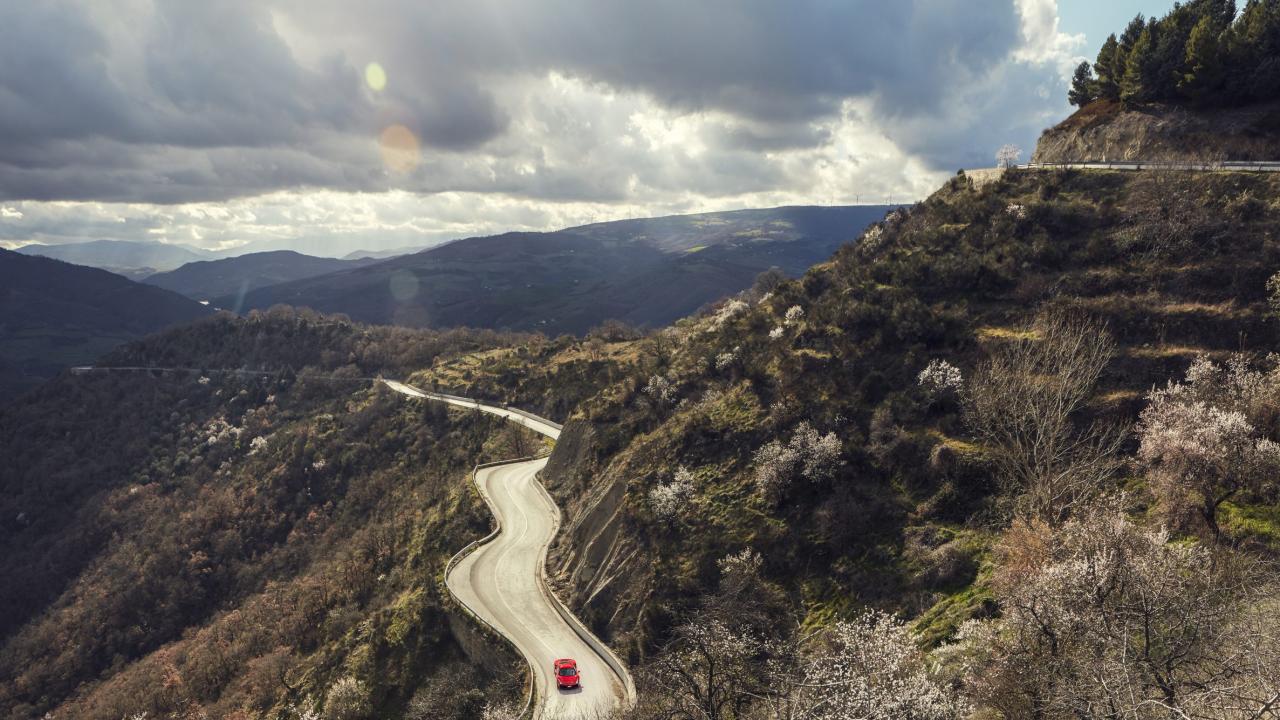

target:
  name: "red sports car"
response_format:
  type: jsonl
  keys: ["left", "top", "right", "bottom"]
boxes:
{"left": 554, "top": 658, "right": 580, "bottom": 689}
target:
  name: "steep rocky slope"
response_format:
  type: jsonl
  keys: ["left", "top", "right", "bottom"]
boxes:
{"left": 1033, "top": 99, "right": 1280, "bottom": 162}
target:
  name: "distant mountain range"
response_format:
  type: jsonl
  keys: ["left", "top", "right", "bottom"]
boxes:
{"left": 220, "top": 205, "right": 893, "bottom": 334}
{"left": 0, "top": 205, "right": 890, "bottom": 399}
{"left": 0, "top": 249, "right": 213, "bottom": 401}
{"left": 143, "top": 250, "right": 380, "bottom": 302}
{"left": 15, "top": 240, "right": 214, "bottom": 280}
{"left": 343, "top": 245, "right": 431, "bottom": 260}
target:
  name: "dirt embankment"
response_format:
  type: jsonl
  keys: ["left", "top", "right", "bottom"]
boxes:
{"left": 1033, "top": 99, "right": 1280, "bottom": 162}
{"left": 543, "top": 420, "right": 649, "bottom": 660}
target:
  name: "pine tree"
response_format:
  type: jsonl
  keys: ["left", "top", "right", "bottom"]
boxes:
{"left": 1119, "top": 14, "right": 1148, "bottom": 53}
{"left": 1238, "top": 0, "right": 1280, "bottom": 101}
{"left": 1121, "top": 25, "right": 1157, "bottom": 103}
{"left": 1180, "top": 14, "right": 1226, "bottom": 101}
{"left": 1068, "top": 62, "right": 1098, "bottom": 106}
{"left": 1094, "top": 34, "right": 1122, "bottom": 100}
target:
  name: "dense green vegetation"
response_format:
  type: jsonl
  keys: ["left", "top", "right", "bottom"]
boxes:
{"left": 1070, "top": 0, "right": 1280, "bottom": 108}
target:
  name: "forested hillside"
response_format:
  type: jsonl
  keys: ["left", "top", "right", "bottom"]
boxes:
{"left": 419, "top": 166, "right": 1280, "bottom": 719}
{"left": 1044, "top": 1, "right": 1280, "bottom": 164}
{"left": 144, "top": 251, "right": 378, "bottom": 302}
{"left": 0, "top": 249, "right": 213, "bottom": 402}
{"left": 0, "top": 310, "right": 553, "bottom": 720}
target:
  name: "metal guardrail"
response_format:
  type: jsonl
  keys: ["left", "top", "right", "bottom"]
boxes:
{"left": 394, "top": 381, "right": 634, "bottom": 716}
{"left": 1018, "top": 160, "right": 1280, "bottom": 172}
{"left": 390, "top": 381, "right": 563, "bottom": 439}
{"left": 530, "top": 473, "right": 639, "bottom": 709}
{"left": 505, "top": 405, "right": 565, "bottom": 432}
{"left": 442, "top": 455, "right": 550, "bottom": 720}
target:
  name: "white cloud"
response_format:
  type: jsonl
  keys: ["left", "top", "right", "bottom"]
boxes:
{"left": 0, "top": 1, "right": 1078, "bottom": 254}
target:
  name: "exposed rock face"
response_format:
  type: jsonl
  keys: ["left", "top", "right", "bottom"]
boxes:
{"left": 1033, "top": 99, "right": 1280, "bottom": 162}
{"left": 543, "top": 420, "right": 648, "bottom": 661}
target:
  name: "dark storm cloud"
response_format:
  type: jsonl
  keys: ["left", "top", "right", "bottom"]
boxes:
{"left": 0, "top": 0, "right": 1066, "bottom": 204}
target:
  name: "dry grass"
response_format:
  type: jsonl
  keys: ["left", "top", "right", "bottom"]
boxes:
{"left": 1126, "top": 344, "right": 1215, "bottom": 359}
{"left": 977, "top": 326, "right": 1041, "bottom": 341}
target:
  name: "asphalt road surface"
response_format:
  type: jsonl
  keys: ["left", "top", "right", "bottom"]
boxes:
{"left": 382, "top": 379, "right": 562, "bottom": 439}
{"left": 452, "top": 458, "right": 624, "bottom": 719}
{"left": 382, "top": 379, "right": 627, "bottom": 719}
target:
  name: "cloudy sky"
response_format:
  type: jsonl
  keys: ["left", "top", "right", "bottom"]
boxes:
{"left": 0, "top": 0, "right": 1173, "bottom": 256}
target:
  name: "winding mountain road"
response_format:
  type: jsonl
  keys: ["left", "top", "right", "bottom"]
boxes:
{"left": 382, "top": 379, "right": 631, "bottom": 720}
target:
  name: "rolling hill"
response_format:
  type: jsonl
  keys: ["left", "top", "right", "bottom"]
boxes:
{"left": 0, "top": 249, "right": 213, "bottom": 401}
{"left": 143, "top": 250, "right": 379, "bottom": 302}
{"left": 220, "top": 205, "right": 893, "bottom": 334}
{"left": 15, "top": 240, "right": 214, "bottom": 279}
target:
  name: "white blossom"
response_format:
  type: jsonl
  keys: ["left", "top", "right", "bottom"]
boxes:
{"left": 711, "top": 299, "right": 749, "bottom": 327}
{"left": 197, "top": 376, "right": 211, "bottom": 385}
{"left": 480, "top": 700, "right": 522, "bottom": 720}
{"left": 248, "top": 435, "right": 269, "bottom": 456}
{"left": 918, "top": 359, "right": 964, "bottom": 397}
{"left": 996, "top": 143, "right": 1022, "bottom": 169}
{"left": 753, "top": 421, "right": 842, "bottom": 498}
{"left": 714, "top": 346, "right": 741, "bottom": 371}
{"left": 861, "top": 224, "right": 886, "bottom": 251}
{"left": 769, "top": 325, "right": 785, "bottom": 340}
{"left": 797, "top": 611, "right": 969, "bottom": 720}
{"left": 202, "top": 417, "right": 243, "bottom": 446}
{"left": 1005, "top": 202, "right": 1027, "bottom": 219}
{"left": 323, "top": 676, "right": 370, "bottom": 720}
{"left": 1137, "top": 355, "right": 1280, "bottom": 533}
{"left": 717, "top": 548, "right": 762, "bottom": 582}
{"left": 650, "top": 466, "right": 695, "bottom": 519}
{"left": 643, "top": 374, "right": 678, "bottom": 405}
{"left": 784, "top": 305, "right": 805, "bottom": 325}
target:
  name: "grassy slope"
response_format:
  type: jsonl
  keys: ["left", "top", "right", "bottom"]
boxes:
{"left": 405, "top": 167, "right": 1280, "bottom": 662}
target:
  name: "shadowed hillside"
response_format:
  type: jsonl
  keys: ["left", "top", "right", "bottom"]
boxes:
{"left": 0, "top": 310, "right": 543, "bottom": 720}
{"left": 0, "top": 249, "right": 213, "bottom": 402}
{"left": 144, "top": 250, "right": 379, "bottom": 302}
{"left": 220, "top": 206, "right": 894, "bottom": 335}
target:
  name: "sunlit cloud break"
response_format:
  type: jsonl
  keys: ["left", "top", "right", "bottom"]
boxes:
{"left": 0, "top": 0, "right": 1080, "bottom": 255}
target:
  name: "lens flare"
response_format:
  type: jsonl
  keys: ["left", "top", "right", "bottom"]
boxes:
{"left": 379, "top": 124, "right": 420, "bottom": 173}
{"left": 364, "top": 62, "right": 387, "bottom": 91}
{"left": 389, "top": 269, "right": 419, "bottom": 301}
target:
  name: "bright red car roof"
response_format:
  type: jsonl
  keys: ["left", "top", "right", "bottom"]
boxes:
{"left": 554, "top": 658, "right": 577, "bottom": 668}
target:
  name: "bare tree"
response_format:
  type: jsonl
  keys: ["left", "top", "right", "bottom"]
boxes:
{"left": 633, "top": 620, "right": 764, "bottom": 720}
{"left": 756, "top": 612, "right": 968, "bottom": 720}
{"left": 964, "top": 311, "right": 1125, "bottom": 522}
{"left": 971, "top": 503, "right": 1280, "bottom": 720}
